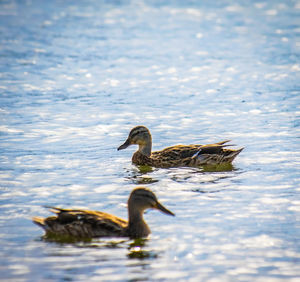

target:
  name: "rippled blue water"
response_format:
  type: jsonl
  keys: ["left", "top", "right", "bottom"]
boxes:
{"left": 0, "top": 0, "right": 299, "bottom": 281}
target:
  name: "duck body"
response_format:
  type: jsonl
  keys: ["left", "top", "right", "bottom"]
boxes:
{"left": 118, "top": 126, "right": 243, "bottom": 168}
{"left": 33, "top": 187, "right": 174, "bottom": 239}
{"left": 132, "top": 145, "right": 201, "bottom": 167}
{"left": 33, "top": 209, "right": 129, "bottom": 238}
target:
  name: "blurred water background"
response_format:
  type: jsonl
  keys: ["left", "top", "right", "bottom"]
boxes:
{"left": 0, "top": 0, "right": 299, "bottom": 281}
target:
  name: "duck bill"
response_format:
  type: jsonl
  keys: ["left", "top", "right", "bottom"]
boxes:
{"left": 117, "top": 138, "right": 131, "bottom": 150}
{"left": 156, "top": 202, "right": 175, "bottom": 216}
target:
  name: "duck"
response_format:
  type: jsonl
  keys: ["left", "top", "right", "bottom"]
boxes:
{"left": 118, "top": 125, "right": 243, "bottom": 168}
{"left": 32, "top": 187, "right": 175, "bottom": 239}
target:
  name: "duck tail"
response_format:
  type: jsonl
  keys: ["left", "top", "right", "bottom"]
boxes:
{"left": 216, "top": 140, "right": 231, "bottom": 145}
{"left": 32, "top": 216, "right": 47, "bottom": 229}
{"left": 225, "top": 147, "right": 244, "bottom": 163}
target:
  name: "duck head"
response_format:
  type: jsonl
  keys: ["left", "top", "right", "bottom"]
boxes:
{"left": 128, "top": 187, "right": 175, "bottom": 217}
{"left": 118, "top": 126, "right": 152, "bottom": 156}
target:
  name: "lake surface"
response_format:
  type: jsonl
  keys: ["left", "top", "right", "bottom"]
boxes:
{"left": 0, "top": 0, "right": 299, "bottom": 281}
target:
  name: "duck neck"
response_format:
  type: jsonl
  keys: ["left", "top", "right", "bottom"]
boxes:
{"left": 138, "top": 139, "right": 152, "bottom": 157}
{"left": 128, "top": 207, "right": 150, "bottom": 238}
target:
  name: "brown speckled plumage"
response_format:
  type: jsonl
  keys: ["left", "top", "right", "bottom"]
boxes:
{"left": 118, "top": 126, "right": 243, "bottom": 168}
{"left": 33, "top": 187, "right": 174, "bottom": 239}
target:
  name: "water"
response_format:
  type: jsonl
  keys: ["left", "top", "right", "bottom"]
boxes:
{"left": 0, "top": 0, "right": 299, "bottom": 281}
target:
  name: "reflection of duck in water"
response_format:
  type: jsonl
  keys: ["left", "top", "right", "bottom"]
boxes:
{"left": 118, "top": 126, "right": 243, "bottom": 168}
{"left": 33, "top": 187, "right": 174, "bottom": 239}
{"left": 127, "top": 238, "right": 157, "bottom": 259}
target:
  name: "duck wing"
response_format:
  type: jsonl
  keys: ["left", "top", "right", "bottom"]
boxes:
{"left": 194, "top": 140, "right": 233, "bottom": 155}
{"left": 150, "top": 141, "right": 242, "bottom": 167}
{"left": 192, "top": 141, "right": 243, "bottom": 165}
{"left": 152, "top": 144, "right": 201, "bottom": 159}
{"left": 33, "top": 207, "right": 128, "bottom": 238}
{"left": 149, "top": 145, "right": 201, "bottom": 167}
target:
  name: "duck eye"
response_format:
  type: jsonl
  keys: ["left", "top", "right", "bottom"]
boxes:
{"left": 131, "top": 130, "right": 142, "bottom": 139}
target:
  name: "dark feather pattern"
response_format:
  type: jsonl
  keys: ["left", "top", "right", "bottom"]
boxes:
{"left": 33, "top": 209, "right": 128, "bottom": 238}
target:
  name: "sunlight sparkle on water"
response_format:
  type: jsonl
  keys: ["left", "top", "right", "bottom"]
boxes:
{"left": 0, "top": 0, "right": 299, "bottom": 281}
